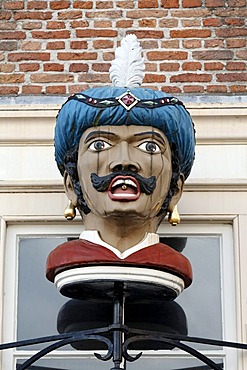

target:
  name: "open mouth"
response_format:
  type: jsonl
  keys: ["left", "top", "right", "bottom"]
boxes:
{"left": 107, "top": 176, "right": 141, "bottom": 201}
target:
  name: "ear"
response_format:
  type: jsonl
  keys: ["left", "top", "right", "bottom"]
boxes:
{"left": 63, "top": 171, "right": 78, "bottom": 207}
{"left": 168, "top": 174, "right": 184, "bottom": 213}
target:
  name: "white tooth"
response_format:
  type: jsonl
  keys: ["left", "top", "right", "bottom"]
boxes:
{"left": 112, "top": 179, "right": 124, "bottom": 188}
{"left": 125, "top": 179, "right": 137, "bottom": 187}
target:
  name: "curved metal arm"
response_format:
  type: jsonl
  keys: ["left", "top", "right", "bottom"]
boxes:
{"left": 17, "top": 334, "right": 113, "bottom": 370}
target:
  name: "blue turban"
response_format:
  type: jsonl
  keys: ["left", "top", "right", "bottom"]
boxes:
{"left": 55, "top": 86, "right": 195, "bottom": 179}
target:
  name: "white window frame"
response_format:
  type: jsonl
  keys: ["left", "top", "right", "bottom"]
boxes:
{"left": 1, "top": 221, "right": 238, "bottom": 370}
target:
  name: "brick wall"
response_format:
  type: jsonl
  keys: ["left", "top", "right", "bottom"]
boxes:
{"left": 0, "top": 0, "right": 246, "bottom": 96}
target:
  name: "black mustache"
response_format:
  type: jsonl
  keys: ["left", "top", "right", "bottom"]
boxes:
{"left": 91, "top": 171, "right": 156, "bottom": 195}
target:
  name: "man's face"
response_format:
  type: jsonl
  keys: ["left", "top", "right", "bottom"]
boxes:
{"left": 76, "top": 125, "right": 173, "bottom": 221}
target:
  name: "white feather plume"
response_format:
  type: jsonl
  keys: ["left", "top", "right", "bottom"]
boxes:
{"left": 109, "top": 34, "right": 145, "bottom": 88}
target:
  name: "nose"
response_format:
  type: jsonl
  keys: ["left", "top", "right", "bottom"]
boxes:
{"left": 109, "top": 141, "right": 140, "bottom": 173}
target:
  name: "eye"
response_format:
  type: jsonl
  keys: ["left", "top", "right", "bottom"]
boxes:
{"left": 89, "top": 140, "right": 111, "bottom": 151}
{"left": 138, "top": 141, "right": 161, "bottom": 153}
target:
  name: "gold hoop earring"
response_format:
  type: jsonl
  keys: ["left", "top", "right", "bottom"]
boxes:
{"left": 64, "top": 200, "right": 76, "bottom": 220}
{"left": 168, "top": 205, "right": 180, "bottom": 226}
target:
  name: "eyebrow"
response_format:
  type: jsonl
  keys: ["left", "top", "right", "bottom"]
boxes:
{"left": 84, "top": 130, "right": 118, "bottom": 143}
{"left": 134, "top": 131, "right": 166, "bottom": 146}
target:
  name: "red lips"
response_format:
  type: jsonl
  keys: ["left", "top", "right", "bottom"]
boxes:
{"left": 107, "top": 176, "right": 141, "bottom": 201}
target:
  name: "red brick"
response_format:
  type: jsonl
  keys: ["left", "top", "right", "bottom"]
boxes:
{"left": 21, "top": 41, "right": 41, "bottom": 50}
{"left": 85, "top": 10, "right": 122, "bottom": 18}
{"left": 58, "top": 52, "right": 97, "bottom": 60}
{"left": 216, "top": 73, "right": 247, "bottom": 82}
{"left": 143, "top": 74, "right": 166, "bottom": 83}
{"left": 138, "top": 0, "right": 158, "bottom": 7}
{"left": 50, "top": 1, "right": 70, "bottom": 9}
{"left": 171, "top": 29, "right": 211, "bottom": 38}
{"left": 93, "top": 40, "right": 114, "bottom": 49}
{"left": 92, "top": 63, "right": 111, "bottom": 72}
{"left": 236, "top": 50, "right": 247, "bottom": 59}
{"left": 193, "top": 50, "right": 234, "bottom": 60}
{"left": 203, "top": 18, "right": 222, "bottom": 27}
{"left": 139, "top": 19, "right": 156, "bottom": 27}
{"left": 31, "top": 74, "right": 74, "bottom": 83}
{"left": 70, "top": 41, "right": 88, "bottom": 49}
{"left": 206, "top": 0, "right": 225, "bottom": 6}
{"left": 171, "top": 9, "right": 210, "bottom": 17}
{"left": 0, "top": 53, "right": 4, "bottom": 61}
{"left": 145, "top": 63, "right": 157, "bottom": 72}
{"left": 4, "top": 1, "right": 24, "bottom": 10}
{"left": 58, "top": 10, "right": 82, "bottom": 19}
{"left": 216, "top": 28, "right": 247, "bottom": 37}
{"left": 0, "top": 31, "right": 26, "bottom": 40}
{"left": 182, "top": 62, "right": 202, "bottom": 71}
{"left": 159, "top": 19, "right": 178, "bottom": 27}
{"left": 228, "top": 0, "right": 246, "bottom": 6}
{"left": 22, "top": 21, "right": 42, "bottom": 29}
{"left": 0, "top": 41, "right": 17, "bottom": 51}
{"left": 226, "top": 62, "right": 246, "bottom": 71}
{"left": 147, "top": 51, "right": 187, "bottom": 60}
{"left": 204, "top": 62, "right": 224, "bottom": 70}
{"left": 214, "top": 8, "right": 247, "bottom": 17}
{"left": 0, "top": 21, "right": 16, "bottom": 30}
{"left": 160, "top": 63, "right": 180, "bottom": 71}
{"left": 46, "top": 21, "right": 66, "bottom": 29}
{"left": 128, "top": 30, "right": 164, "bottom": 39}
{"left": 127, "top": 10, "right": 167, "bottom": 18}
{"left": 27, "top": 1, "right": 47, "bottom": 9}
{"left": 46, "top": 86, "right": 66, "bottom": 94}
{"left": 69, "top": 63, "right": 89, "bottom": 72}
{"left": 160, "top": 40, "right": 179, "bottom": 48}
{"left": 116, "top": 20, "right": 133, "bottom": 28}
{"left": 0, "top": 11, "right": 12, "bottom": 20}
{"left": 0, "top": 64, "right": 15, "bottom": 72}
{"left": 184, "top": 85, "right": 205, "bottom": 93}
{"left": 32, "top": 30, "right": 70, "bottom": 39}
{"left": 141, "top": 40, "right": 159, "bottom": 49}
{"left": 161, "top": 0, "right": 179, "bottom": 7}
{"left": 226, "top": 39, "right": 246, "bottom": 48}
{"left": 181, "top": 19, "right": 201, "bottom": 27}
{"left": 207, "top": 85, "right": 227, "bottom": 93}
{"left": 182, "top": 40, "right": 202, "bottom": 48}
{"left": 0, "top": 86, "right": 19, "bottom": 94}
{"left": 205, "top": 40, "right": 224, "bottom": 48}
{"left": 69, "top": 84, "right": 90, "bottom": 94}
{"left": 96, "top": 1, "right": 113, "bottom": 8}
{"left": 46, "top": 41, "right": 65, "bottom": 50}
{"left": 19, "top": 63, "right": 40, "bottom": 71}
{"left": 103, "top": 52, "right": 114, "bottom": 61}
{"left": 73, "top": 1, "right": 93, "bottom": 8}
{"left": 14, "top": 11, "right": 52, "bottom": 20}
{"left": 78, "top": 73, "right": 110, "bottom": 83}
{"left": 225, "top": 18, "right": 245, "bottom": 26}
{"left": 8, "top": 52, "right": 50, "bottom": 61}
{"left": 76, "top": 29, "right": 117, "bottom": 37}
{"left": 70, "top": 20, "right": 89, "bottom": 28}
{"left": 0, "top": 74, "right": 24, "bottom": 84}
{"left": 161, "top": 86, "right": 182, "bottom": 93}
{"left": 170, "top": 73, "right": 212, "bottom": 82}
{"left": 182, "top": 0, "right": 202, "bottom": 7}
{"left": 229, "top": 85, "right": 247, "bottom": 92}
{"left": 93, "top": 20, "right": 112, "bottom": 27}
{"left": 22, "top": 85, "right": 42, "bottom": 94}
{"left": 116, "top": 1, "right": 135, "bottom": 8}
{"left": 44, "top": 63, "right": 64, "bottom": 72}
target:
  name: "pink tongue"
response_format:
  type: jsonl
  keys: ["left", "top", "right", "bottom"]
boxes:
{"left": 113, "top": 186, "right": 136, "bottom": 195}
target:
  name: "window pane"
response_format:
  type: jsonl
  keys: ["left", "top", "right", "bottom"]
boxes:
{"left": 16, "top": 357, "right": 224, "bottom": 369}
{"left": 162, "top": 236, "right": 222, "bottom": 350}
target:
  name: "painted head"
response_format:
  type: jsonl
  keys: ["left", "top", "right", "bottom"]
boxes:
{"left": 54, "top": 35, "right": 195, "bottom": 231}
